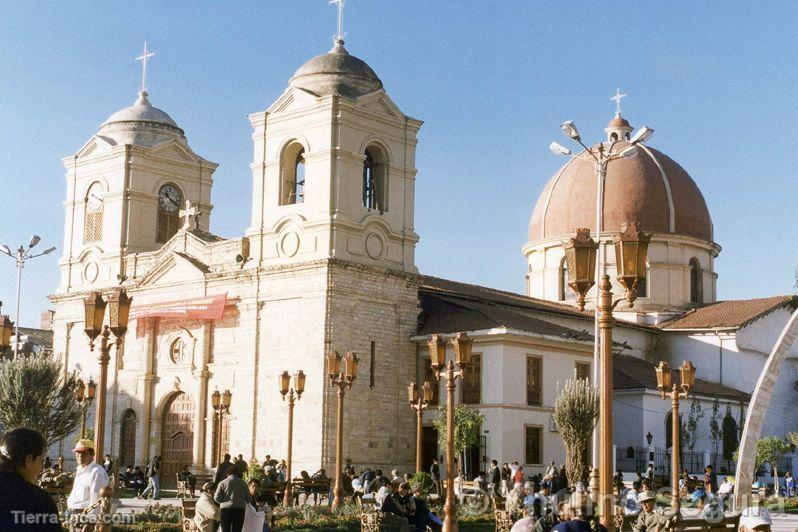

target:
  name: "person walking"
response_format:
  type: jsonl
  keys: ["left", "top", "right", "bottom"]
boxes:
{"left": 140, "top": 457, "right": 161, "bottom": 500}
{"left": 214, "top": 466, "right": 251, "bottom": 532}
{"left": 429, "top": 459, "right": 441, "bottom": 496}
{"left": 488, "top": 460, "right": 501, "bottom": 500}
{"left": 66, "top": 438, "right": 110, "bottom": 527}
{"left": 216, "top": 454, "right": 233, "bottom": 484}
{"left": 0, "top": 427, "right": 62, "bottom": 531}
{"left": 501, "top": 463, "right": 512, "bottom": 495}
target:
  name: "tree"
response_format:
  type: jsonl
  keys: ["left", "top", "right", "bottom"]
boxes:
{"left": 0, "top": 353, "right": 81, "bottom": 446}
{"left": 787, "top": 432, "right": 798, "bottom": 448}
{"left": 685, "top": 399, "right": 705, "bottom": 453}
{"left": 433, "top": 404, "right": 485, "bottom": 478}
{"left": 709, "top": 399, "right": 722, "bottom": 462}
{"left": 721, "top": 407, "right": 739, "bottom": 461}
{"left": 755, "top": 436, "right": 790, "bottom": 492}
{"left": 553, "top": 377, "right": 599, "bottom": 487}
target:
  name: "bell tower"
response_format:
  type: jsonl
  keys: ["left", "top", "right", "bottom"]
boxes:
{"left": 56, "top": 90, "right": 218, "bottom": 294}
{"left": 246, "top": 39, "right": 422, "bottom": 272}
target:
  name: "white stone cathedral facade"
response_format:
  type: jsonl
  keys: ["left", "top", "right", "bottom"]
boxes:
{"left": 49, "top": 37, "right": 798, "bottom": 482}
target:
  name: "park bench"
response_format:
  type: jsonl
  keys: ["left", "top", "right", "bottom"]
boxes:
{"left": 181, "top": 498, "right": 198, "bottom": 532}
{"left": 291, "top": 478, "right": 331, "bottom": 505}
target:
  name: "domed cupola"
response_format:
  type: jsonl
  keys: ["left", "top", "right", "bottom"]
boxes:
{"left": 289, "top": 39, "right": 383, "bottom": 99}
{"left": 523, "top": 113, "right": 721, "bottom": 318}
{"left": 97, "top": 91, "right": 185, "bottom": 147}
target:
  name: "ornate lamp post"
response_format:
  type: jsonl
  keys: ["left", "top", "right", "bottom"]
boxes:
{"left": 655, "top": 360, "right": 696, "bottom": 512}
{"left": 408, "top": 380, "right": 433, "bottom": 473}
{"left": 211, "top": 389, "right": 232, "bottom": 466}
{"left": 74, "top": 378, "right": 97, "bottom": 439}
{"left": 327, "top": 350, "right": 359, "bottom": 510}
{"left": 82, "top": 289, "right": 131, "bottom": 459}
{"left": 280, "top": 370, "right": 306, "bottom": 507}
{"left": 428, "top": 332, "right": 473, "bottom": 532}
{"left": 565, "top": 224, "right": 650, "bottom": 529}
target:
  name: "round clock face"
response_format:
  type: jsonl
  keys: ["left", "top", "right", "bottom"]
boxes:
{"left": 86, "top": 184, "right": 103, "bottom": 211}
{"left": 158, "top": 184, "right": 182, "bottom": 213}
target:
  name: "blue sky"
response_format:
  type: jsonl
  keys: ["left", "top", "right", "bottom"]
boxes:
{"left": 1, "top": 1, "right": 797, "bottom": 327}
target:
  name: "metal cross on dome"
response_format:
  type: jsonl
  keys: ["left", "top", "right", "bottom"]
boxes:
{"left": 135, "top": 42, "right": 156, "bottom": 93}
{"left": 330, "top": 0, "right": 346, "bottom": 42}
{"left": 611, "top": 88, "right": 627, "bottom": 116}
{"left": 179, "top": 200, "right": 200, "bottom": 230}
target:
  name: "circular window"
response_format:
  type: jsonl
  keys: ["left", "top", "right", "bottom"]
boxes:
{"left": 170, "top": 338, "right": 186, "bottom": 364}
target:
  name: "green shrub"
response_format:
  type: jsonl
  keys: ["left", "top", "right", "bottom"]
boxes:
{"left": 410, "top": 472, "right": 435, "bottom": 495}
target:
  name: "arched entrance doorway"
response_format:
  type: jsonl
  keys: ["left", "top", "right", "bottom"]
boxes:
{"left": 160, "top": 392, "right": 195, "bottom": 488}
{"left": 119, "top": 409, "right": 137, "bottom": 467}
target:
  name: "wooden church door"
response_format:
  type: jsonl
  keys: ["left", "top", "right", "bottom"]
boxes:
{"left": 160, "top": 392, "right": 195, "bottom": 487}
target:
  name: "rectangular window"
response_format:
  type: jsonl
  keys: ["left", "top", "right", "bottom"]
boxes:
{"left": 423, "top": 358, "right": 439, "bottom": 405}
{"left": 525, "top": 426, "right": 542, "bottom": 465}
{"left": 84, "top": 211, "right": 103, "bottom": 243}
{"left": 462, "top": 354, "right": 481, "bottom": 405}
{"left": 526, "top": 356, "right": 542, "bottom": 406}
{"left": 576, "top": 362, "right": 591, "bottom": 382}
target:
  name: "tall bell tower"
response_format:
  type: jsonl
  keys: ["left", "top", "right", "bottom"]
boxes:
{"left": 246, "top": 38, "right": 422, "bottom": 272}
{"left": 56, "top": 89, "right": 218, "bottom": 294}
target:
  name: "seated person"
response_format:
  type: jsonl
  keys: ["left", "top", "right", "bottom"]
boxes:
{"left": 506, "top": 482, "right": 526, "bottom": 520}
{"left": 376, "top": 486, "right": 411, "bottom": 532}
{"left": 690, "top": 485, "right": 707, "bottom": 507}
{"left": 522, "top": 481, "right": 538, "bottom": 515}
{"left": 411, "top": 484, "right": 441, "bottom": 532}
{"left": 394, "top": 483, "right": 416, "bottom": 521}
{"left": 310, "top": 468, "right": 329, "bottom": 504}
{"left": 474, "top": 471, "right": 488, "bottom": 493}
{"left": 632, "top": 492, "right": 677, "bottom": 532}
{"left": 717, "top": 476, "right": 734, "bottom": 502}
{"left": 625, "top": 481, "right": 642, "bottom": 516}
{"left": 179, "top": 465, "right": 197, "bottom": 497}
{"left": 295, "top": 470, "right": 313, "bottom": 504}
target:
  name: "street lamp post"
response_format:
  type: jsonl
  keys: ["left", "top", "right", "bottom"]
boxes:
{"left": 0, "top": 236, "right": 56, "bottom": 359}
{"left": 408, "top": 381, "right": 433, "bottom": 473}
{"left": 552, "top": 118, "right": 654, "bottom": 464}
{"left": 564, "top": 224, "right": 650, "bottom": 529}
{"left": 74, "top": 378, "right": 97, "bottom": 439}
{"left": 327, "top": 350, "right": 359, "bottom": 510}
{"left": 82, "top": 289, "right": 131, "bottom": 459}
{"left": 280, "top": 370, "right": 306, "bottom": 507}
{"left": 655, "top": 360, "right": 696, "bottom": 513}
{"left": 211, "top": 389, "right": 232, "bottom": 466}
{"left": 428, "top": 332, "right": 473, "bottom": 532}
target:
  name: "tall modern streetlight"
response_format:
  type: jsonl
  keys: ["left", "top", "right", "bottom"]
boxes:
{"left": 74, "top": 378, "right": 97, "bottom": 439}
{"left": 211, "top": 389, "right": 232, "bottom": 466}
{"left": 279, "top": 369, "right": 306, "bottom": 507}
{"left": 655, "top": 360, "right": 696, "bottom": 513}
{"left": 564, "top": 224, "right": 650, "bottom": 529}
{"left": 82, "top": 289, "right": 132, "bottom": 458}
{"left": 0, "top": 236, "right": 56, "bottom": 358}
{"left": 428, "top": 332, "right": 473, "bottom": 532}
{"left": 408, "top": 380, "right": 433, "bottom": 473}
{"left": 327, "top": 350, "right": 359, "bottom": 510}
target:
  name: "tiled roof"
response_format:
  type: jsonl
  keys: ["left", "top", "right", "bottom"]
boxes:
{"left": 17, "top": 327, "right": 54, "bottom": 348}
{"left": 417, "top": 290, "right": 594, "bottom": 341}
{"left": 659, "top": 296, "right": 797, "bottom": 330}
{"left": 188, "top": 228, "right": 225, "bottom": 243}
{"left": 614, "top": 354, "right": 750, "bottom": 401}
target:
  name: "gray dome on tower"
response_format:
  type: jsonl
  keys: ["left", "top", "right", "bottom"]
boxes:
{"left": 98, "top": 91, "right": 185, "bottom": 146}
{"left": 289, "top": 39, "right": 383, "bottom": 98}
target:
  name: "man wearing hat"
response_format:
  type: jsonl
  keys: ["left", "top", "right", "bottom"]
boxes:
{"left": 66, "top": 439, "right": 109, "bottom": 529}
{"left": 632, "top": 492, "right": 677, "bottom": 532}
{"left": 738, "top": 506, "right": 772, "bottom": 532}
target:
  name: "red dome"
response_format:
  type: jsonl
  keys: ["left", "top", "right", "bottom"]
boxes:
{"left": 528, "top": 141, "right": 713, "bottom": 242}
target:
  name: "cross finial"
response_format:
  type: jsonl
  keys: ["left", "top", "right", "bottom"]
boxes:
{"left": 330, "top": 0, "right": 346, "bottom": 42}
{"left": 610, "top": 88, "right": 627, "bottom": 116}
{"left": 179, "top": 200, "right": 200, "bottom": 230}
{"left": 135, "top": 42, "right": 156, "bottom": 93}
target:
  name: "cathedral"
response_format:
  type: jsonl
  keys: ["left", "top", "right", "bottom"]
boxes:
{"left": 49, "top": 33, "right": 798, "bottom": 483}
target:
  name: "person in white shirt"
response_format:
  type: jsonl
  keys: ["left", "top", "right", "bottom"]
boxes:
{"left": 66, "top": 439, "right": 109, "bottom": 523}
{"left": 624, "top": 480, "right": 642, "bottom": 516}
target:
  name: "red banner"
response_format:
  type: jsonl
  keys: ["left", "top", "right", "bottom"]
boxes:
{"left": 130, "top": 294, "right": 228, "bottom": 320}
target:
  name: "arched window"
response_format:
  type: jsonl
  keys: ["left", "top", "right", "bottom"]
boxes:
{"left": 689, "top": 258, "right": 702, "bottom": 304}
{"left": 280, "top": 142, "right": 306, "bottom": 205}
{"left": 610, "top": 132, "right": 619, "bottom": 141}
{"left": 156, "top": 183, "right": 183, "bottom": 243}
{"left": 363, "top": 146, "right": 387, "bottom": 213}
{"left": 84, "top": 182, "right": 104, "bottom": 243}
{"left": 559, "top": 256, "right": 568, "bottom": 301}
{"left": 119, "top": 409, "right": 137, "bottom": 467}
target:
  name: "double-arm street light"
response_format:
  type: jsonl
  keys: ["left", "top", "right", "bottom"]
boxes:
{"left": 428, "top": 332, "right": 473, "bottom": 532}
{"left": 83, "top": 289, "right": 132, "bottom": 459}
{"left": 327, "top": 350, "right": 359, "bottom": 510}
{"left": 0, "top": 236, "right": 56, "bottom": 358}
{"left": 564, "top": 224, "right": 650, "bottom": 529}
{"left": 211, "top": 389, "right": 232, "bottom": 466}
{"left": 408, "top": 380, "right": 433, "bottom": 473}
{"left": 75, "top": 378, "right": 97, "bottom": 439}
{"left": 279, "top": 369, "right": 306, "bottom": 507}
{"left": 655, "top": 360, "right": 696, "bottom": 513}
